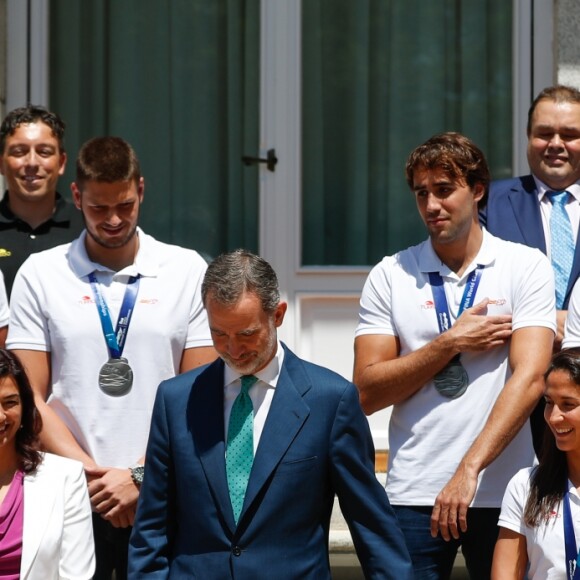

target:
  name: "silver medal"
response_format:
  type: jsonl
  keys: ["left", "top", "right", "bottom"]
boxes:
{"left": 98, "top": 357, "right": 133, "bottom": 397}
{"left": 433, "top": 355, "right": 469, "bottom": 399}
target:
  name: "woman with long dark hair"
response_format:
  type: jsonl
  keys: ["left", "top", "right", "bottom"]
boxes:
{"left": 0, "top": 349, "right": 94, "bottom": 578}
{"left": 492, "top": 347, "right": 580, "bottom": 579}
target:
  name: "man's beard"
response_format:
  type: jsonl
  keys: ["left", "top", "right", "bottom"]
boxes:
{"left": 220, "top": 323, "right": 277, "bottom": 375}
{"left": 84, "top": 222, "right": 138, "bottom": 250}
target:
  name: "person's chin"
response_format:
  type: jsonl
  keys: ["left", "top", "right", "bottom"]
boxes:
{"left": 222, "top": 355, "right": 259, "bottom": 375}
{"left": 16, "top": 186, "right": 47, "bottom": 198}
{"left": 92, "top": 228, "right": 135, "bottom": 249}
{"left": 541, "top": 162, "right": 570, "bottom": 177}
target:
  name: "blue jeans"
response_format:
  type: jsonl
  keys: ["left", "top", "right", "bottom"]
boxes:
{"left": 392, "top": 505, "right": 500, "bottom": 580}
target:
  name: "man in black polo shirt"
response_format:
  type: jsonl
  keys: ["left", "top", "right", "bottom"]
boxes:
{"left": 0, "top": 105, "right": 84, "bottom": 295}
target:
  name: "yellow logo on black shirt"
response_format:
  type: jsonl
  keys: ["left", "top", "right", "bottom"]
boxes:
{"left": 0, "top": 249, "right": 11, "bottom": 257}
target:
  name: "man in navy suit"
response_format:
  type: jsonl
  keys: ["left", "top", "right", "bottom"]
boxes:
{"left": 481, "top": 84, "right": 580, "bottom": 451}
{"left": 128, "top": 249, "right": 412, "bottom": 579}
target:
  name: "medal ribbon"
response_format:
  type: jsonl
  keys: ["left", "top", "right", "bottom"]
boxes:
{"left": 564, "top": 491, "right": 580, "bottom": 580}
{"left": 428, "top": 266, "right": 483, "bottom": 333}
{"left": 88, "top": 272, "right": 141, "bottom": 359}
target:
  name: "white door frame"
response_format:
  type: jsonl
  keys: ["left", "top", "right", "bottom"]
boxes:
{"left": 512, "top": 0, "right": 554, "bottom": 174}
{"left": 6, "top": 0, "right": 49, "bottom": 112}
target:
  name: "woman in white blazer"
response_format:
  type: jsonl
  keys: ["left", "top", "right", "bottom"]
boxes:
{"left": 0, "top": 350, "right": 94, "bottom": 579}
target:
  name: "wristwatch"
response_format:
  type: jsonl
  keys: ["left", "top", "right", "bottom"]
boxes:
{"left": 129, "top": 463, "right": 145, "bottom": 486}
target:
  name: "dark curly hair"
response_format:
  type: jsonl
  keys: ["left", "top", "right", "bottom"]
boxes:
{"left": 0, "top": 350, "right": 43, "bottom": 473}
{"left": 0, "top": 105, "right": 66, "bottom": 153}
{"left": 405, "top": 132, "right": 490, "bottom": 209}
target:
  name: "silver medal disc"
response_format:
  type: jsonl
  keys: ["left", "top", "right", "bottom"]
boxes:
{"left": 98, "top": 357, "right": 133, "bottom": 397}
{"left": 433, "top": 356, "right": 469, "bottom": 399}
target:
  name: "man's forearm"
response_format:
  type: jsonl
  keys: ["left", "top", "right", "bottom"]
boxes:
{"left": 459, "top": 371, "right": 543, "bottom": 476}
{"left": 355, "top": 300, "right": 513, "bottom": 414}
{"left": 356, "top": 334, "right": 458, "bottom": 412}
{"left": 459, "top": 326, "right": 553, "bottom": 473}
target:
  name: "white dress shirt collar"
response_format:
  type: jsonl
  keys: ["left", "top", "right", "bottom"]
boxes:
{"left": 533, "top": 175, "right": 580, "bottom": 202}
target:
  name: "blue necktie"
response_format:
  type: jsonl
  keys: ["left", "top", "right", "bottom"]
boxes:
{"left": 226, "top": 375, "right": 257, "bottom": 523}
{"left": 548, "top": 191, "right": 575, "bottom": 309}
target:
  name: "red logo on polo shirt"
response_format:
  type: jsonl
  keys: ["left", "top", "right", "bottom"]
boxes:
{"left": 421, "top": 300, "right": 435, "bottom": 310}
{"left": 139, "top": 298, "right": 158, "bottom": 305}
{"left": 78, "top": 295, "right": 94, "bottom": 305}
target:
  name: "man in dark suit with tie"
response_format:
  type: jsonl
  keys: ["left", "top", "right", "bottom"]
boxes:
{"left": 481, "top": 84, "right": 580, "bottom": 347}
{"left": 481, "top": 85, "right": 580, "bottom": 454}
{"left": 128, "top": 249, "right": 412, "bottom": 579}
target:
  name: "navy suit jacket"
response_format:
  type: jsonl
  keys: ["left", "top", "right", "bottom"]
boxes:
{"left": 481, "top": 174, "right": 580, "bottom": 309}
{"left": 128, "top": 345, "right": 412, "bottom": 579}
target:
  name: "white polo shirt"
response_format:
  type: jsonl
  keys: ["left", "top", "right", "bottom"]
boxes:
{"left": 7, "top": 228, "right": 212, "bottom": 467}
{"left": 562, "top": 279, "right": 580, "bottom": 348}
{"left": 356, "top": 229, "right": 556, "bottom": 507}
{"left": 499, "top": 467, "right": 580, "bottom": 579}
{"left": 0, "top": 270, "right": 8, "bottom": 327}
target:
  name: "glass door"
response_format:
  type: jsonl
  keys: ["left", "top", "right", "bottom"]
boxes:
{"left": 49, "top": 0, "right": 261, "bottom": 258}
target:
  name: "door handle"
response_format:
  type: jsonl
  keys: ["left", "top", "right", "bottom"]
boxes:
{"left": 241, "top": 148, "right": 278, "bottom": 172}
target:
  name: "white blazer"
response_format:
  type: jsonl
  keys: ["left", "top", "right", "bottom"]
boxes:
{"left": 20, "top": 453, "right": 95, "bottom": 579}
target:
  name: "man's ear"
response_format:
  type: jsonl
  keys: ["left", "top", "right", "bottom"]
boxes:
{"left": 58, "top": 151, "right": 67, "bottom": 176}
{"left": 71, "top": 182, "right": 82, "bottom": 210}
{"left": 137, "top": 177, "right": 145, "bottom": 203}
{"left": 274, "top": 301, "right": 288, "bottom": 328}
{"left": 473, "top": 182, "right": 485, "bottom": 204}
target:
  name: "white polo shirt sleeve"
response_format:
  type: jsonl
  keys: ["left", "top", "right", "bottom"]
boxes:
{"left": 509, "top": 246, "right": 556, "bottom": 332}
{"left": 563, "top": 278, "right": 580, "bottom": 348}
{"left": 356, "top": 256, "right": 396, "bottom": 337}
{"left": 498, "top": 467, "right": 532, "bottom": 535}
{"left": 182, "top": 250, "right": 212, "bottom": 349}
{"left": 0, "top": 270, "right": 9, "bottom": 329}
{"left": 7, "top": 254, "right": 51, "bottom": 351}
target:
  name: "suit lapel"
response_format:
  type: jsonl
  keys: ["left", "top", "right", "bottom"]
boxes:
{"left": 508, "top": 176, "right": 546, "bottom": 251}
{"left": 21, "top": 466, "right": 53, "bottom": 578}
{"left": 240, "top": 347, "right": 311, "bottom": 522}
{"left": 505, "top": 175, "right": 580, "bottom": 307}
{"left": 191, "top": 360, "right": 237, "bottom": 532}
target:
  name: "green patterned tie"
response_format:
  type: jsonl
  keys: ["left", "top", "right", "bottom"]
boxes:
{"left": 226, "top": 375, "right": 257, "bottom": 523}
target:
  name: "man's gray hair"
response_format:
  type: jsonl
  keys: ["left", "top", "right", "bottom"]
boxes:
{"left": 202, "top": 249, "right": 280, "bottom": 313}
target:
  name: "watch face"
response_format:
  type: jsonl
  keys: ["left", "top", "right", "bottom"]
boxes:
{"left": 131, "top": 465, "right": 145, "bottom": 485}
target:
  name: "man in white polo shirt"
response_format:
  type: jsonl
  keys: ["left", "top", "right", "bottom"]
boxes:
{"left": 354, "top": 132, "right": 556, "bottom": 579}
{"left": 6, "top": 136, "right": 216, "bottom": 580}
